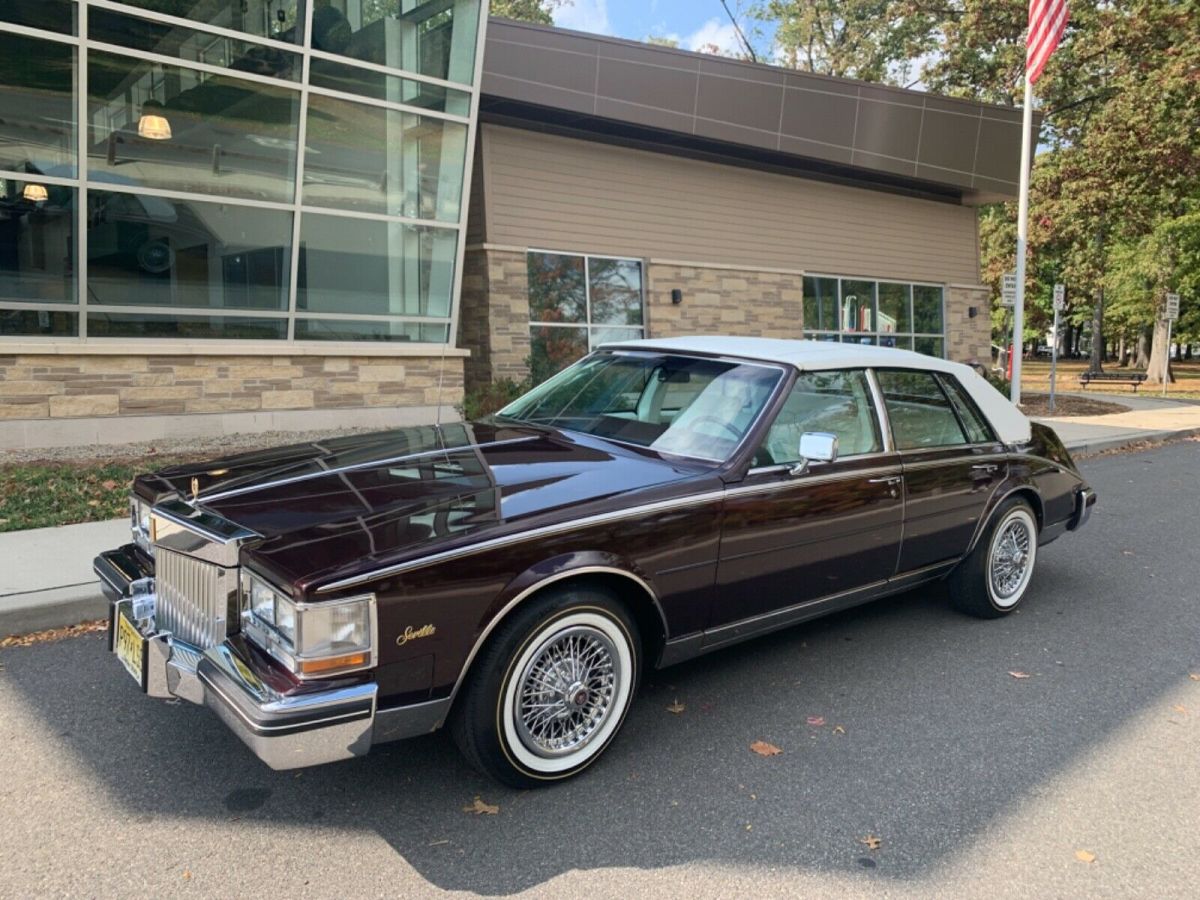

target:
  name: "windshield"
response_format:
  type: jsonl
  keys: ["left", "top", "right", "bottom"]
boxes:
{"left": 498, "top": 352, "right": 782, "bottom": 462}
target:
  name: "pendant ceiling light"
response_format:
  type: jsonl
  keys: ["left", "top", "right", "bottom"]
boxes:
{"left": 22, "top": 183, "right": 49, "bottom": 202}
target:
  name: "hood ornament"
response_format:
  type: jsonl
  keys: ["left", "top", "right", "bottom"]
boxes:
{"left": 191, "top": 476, "right": 200, "bottom": 499}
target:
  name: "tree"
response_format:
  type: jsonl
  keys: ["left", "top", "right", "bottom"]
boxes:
{"left": 752, "top": 1, "right": 936, "bottom": 83}
{"left": 490, "top": 0, "right": 569, "bottom": 26}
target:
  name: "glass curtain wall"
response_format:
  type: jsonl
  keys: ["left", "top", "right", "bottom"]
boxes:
{"left": 0, "top": 0, "right": 481, "bottom": 343}
{"left": 803, "top": 274, "right": 947, "bottom": 358}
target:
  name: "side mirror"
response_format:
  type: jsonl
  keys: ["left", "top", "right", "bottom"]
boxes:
{"left": 791, "top": 432, "right": 839, "bottom": 476}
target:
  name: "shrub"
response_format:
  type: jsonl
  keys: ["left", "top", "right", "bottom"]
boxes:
{"left": 458, "top": 378, "right": 530, "bottom": 421}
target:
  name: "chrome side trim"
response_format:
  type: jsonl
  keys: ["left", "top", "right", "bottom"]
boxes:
{"left": 865, "top": 368, "right": 895, "bottom": 453}
{"left": 724, "top": 464, "right": 904, "bottom": 500}
{"left": 197, "top": 436, "right": 539, "bottom": 503}
{"left": 702, "top": 578, "right": 890, "bottom": 648}
{"left": 442, "top": 565, "right": 668, "bottom": 709}
{"left": 315, "top": 493, "right": 726, "bottom": 593}
{"left": 897, "top": 451, "right": 1009, "bottom": 472}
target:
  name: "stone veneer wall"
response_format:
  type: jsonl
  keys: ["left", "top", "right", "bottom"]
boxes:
{"left": 945, "top": 284, "right": 993, "bottom": 366}
{"left": 646, "top": 263, "right": 805, "bottom": 340}
{"left": 461, "top": 248, "right": 992, "bottom": 386}
{"left": 459, "top": 247, "right": 532, "bottom": 391}
{"left": 0, "top": 354, "right": 464, "bottom": 420}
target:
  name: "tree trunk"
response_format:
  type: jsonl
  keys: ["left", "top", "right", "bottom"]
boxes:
{"left": 1118, "top": 335, "right": 1129, "bottom": 367}
{"left": 1135, "top": 326, "right": 1151, "bottom": 368}
{"left": 1145, "top": 317, "right": 1174, "bottom": 384}
{"left": 1089, "top": 288, "right": 1104, "bottom": 372}
{"left": 1187, "top": 344, "right": 1194, "bottom": 361}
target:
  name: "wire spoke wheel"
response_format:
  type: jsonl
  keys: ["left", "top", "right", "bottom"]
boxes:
{"left": 514, "top": 626, "right": 620, "bottom": 758}
{"left": 987, "top": 509, "right": 1036, "bottom": 607}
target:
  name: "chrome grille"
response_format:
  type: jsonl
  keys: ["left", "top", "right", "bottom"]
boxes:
{"left": 155, "top": 548, "right": 234, "bottom": 648}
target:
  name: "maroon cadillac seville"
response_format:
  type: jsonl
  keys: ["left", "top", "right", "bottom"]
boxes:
{"left": 95, "top": 337, "right": 1095, "bottom": 787}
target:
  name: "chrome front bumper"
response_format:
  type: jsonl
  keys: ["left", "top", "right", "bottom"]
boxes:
{"left": 95, "top": 546, "right": 446, "bottom": 770}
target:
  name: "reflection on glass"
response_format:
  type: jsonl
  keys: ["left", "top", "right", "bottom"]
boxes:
{"left": 803, "top": 276, "right": 838, "bottom": 332}
{"left": 294, "top": 319, "right": 449, "bottom": 342}
{"left": 878, "top": 334, "right": 913, "bottom": 350}
{"left": 0, "top": 309, "right": 78, "bottom": 337}
{"left": 1, "top": 0, "right": 76, "bottom": 35}
{"left": 87, "top": 190, "right": 292, "bottom": 310}
{"left": 841, "top": 280, "right": 875, "bottom": 332}
{"left": 914, "top": 336, "right": 944, "bottom": 358}
{"left": 0, "top": 34, "right": 76, "bottom": 175}
{"left": 115, "top": 0, "right": 305, "bottom": 45}
{"left": 590, "top": 327, "right": 641, "bottom": 349}
{"left": 309, "top": 0, "right": 481, "bottom": 85}
{"left": 297, "top": 213, "right": 457, "bottom": 317}
{"left": 588, "top": 258, "right": 643, "bottom": 327}
{"left": 913, "top": 285, "right": 944, "bottom": 334}
{"left": 87, "top": 50, "right": 300, "bottom": 202}
{"left": 877, "top": 282, "right": 911, "bottom": 335}
{"left": 0, "top": 181, "right": 75, "bottom": 303}
{"left": 308, "top": 58, "right": 471, "bottom": 115}
{"left": 528, "top": 253, "right": 586, "bottom": 324}
{"left": 88, "top": 312, "right": 286, "bottom": 339}
{"left": 302, "top": 95, "right": 467, "bottom": 221}
{"left": 89, "top": 8, "right": 301, "bottom": 81}
{"left": 530, "top": 325, "right": 588, "bottom": 384}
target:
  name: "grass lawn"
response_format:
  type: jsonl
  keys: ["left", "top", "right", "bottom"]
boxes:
{"left": 0, "top": 456, "right": 201, "bottom": 533}
{"left": 1020, "top": 358, "right": 1200, "bottom": 401}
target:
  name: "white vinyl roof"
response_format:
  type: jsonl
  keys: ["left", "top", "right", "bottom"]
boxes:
{"left": 604, "top": 336, "right": 1032, "bottom": 445}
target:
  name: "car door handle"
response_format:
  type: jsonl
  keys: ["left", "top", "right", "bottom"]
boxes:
{"left": 867, "top": 476, "right": 902, "bottom": 485}
{"left": 971, "top": 464, "right": 999, "bottom": 475}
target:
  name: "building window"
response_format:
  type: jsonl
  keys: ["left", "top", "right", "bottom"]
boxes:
{"left": 527, "top": 251, "right": 645, "bottom": 383}
{"left": 803, "top": 275, "right": 946, "bottom": 358}
{"left": 0, "top": 1, "right": 483, "bottom": 345}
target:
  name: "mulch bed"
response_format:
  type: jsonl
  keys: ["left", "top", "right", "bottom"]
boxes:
{"left": 1017, "top": 393, "right": 1128, "bottom": 417}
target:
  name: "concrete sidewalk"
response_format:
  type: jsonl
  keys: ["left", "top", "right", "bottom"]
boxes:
{"left": 4, "top": 405, "right": 1200, "bottom": 637}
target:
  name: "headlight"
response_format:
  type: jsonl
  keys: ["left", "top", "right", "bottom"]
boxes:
{"left": 240, "top": 570, "right": 375, "bottom": 679}
{"left": 130, "top": 496, "right": 154, "bottom": 557}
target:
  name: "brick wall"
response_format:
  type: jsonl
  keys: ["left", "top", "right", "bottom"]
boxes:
{"left": 0, "top": 354, "right": 464, "bottom": 421}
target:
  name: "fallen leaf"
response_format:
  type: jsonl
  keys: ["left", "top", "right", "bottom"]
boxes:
{"left": 462, "top": 796, "right": 499, "bottom": 816}
{"left": 833, "top": 725, "right": 846, "bottom": 735}
{"left": 1075, "top": 850, "right": 1096, "bottom": 864}
{"left": 750, "top": 740, "right": 782, "bottom": 757}
{"left": 1008, "top": 671, "right": 1032, "bottom": 679}
{"left": 665, "top": 699, "right": 686, "bottom": 715}
{"left": 182, "top": 870, "right": 192, "bottom": 881}
{"left": 860, "top": 835, "right": 882, "bottom": 850}
{"left": 1190, "top": 673, "right": 1200, "bottom": 682}
{"left": 806, "top": 716, "right": 826, "bottom": 726}
{"left": 86, "top": 499, "right": 100, "bottom": 507}
{"left": 101, "top": 479, "right": 119, "bottom": 491}
{"left": 1172, "top": 705, "right": 1187, "bottom": 715}
{"left": 0, "top": 619, "right": 107, "bottom": 648}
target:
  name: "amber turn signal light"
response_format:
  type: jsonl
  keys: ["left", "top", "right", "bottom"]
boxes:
{"left": 297, "top": 653, "right": 367, "bottom": 675}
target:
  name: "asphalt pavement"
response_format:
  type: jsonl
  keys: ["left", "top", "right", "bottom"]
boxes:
{"left": 1, "top": 440, "right": 1198, "bottom": 899}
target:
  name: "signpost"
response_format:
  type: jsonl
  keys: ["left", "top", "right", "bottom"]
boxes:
{"left": 1163, "top": 292, "right": 1180, "bottom": 397}
{"left": 1001, "top": 273, "right": 1017, "bottom": 307}
{"left": 1050, "top": 284, "right": 1065, "bottom": 413}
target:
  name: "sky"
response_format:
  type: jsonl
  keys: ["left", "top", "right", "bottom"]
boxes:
{"left": 550, "top": 0, "right": 775, "bottom": 58}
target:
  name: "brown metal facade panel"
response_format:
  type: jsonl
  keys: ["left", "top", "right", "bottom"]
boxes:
{"left": 482, "top": 18, "right": 1027, "bottom": 203}
{"left": 480, "top": 125, "right": 981, "bottom": 285}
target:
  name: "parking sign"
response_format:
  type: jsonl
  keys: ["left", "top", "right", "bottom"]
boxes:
{"left": 1165, "top": 293, "right": 1180, "bottom": 321}
{"left": 1001, "top": 273, "right": 1017, "bottom": 307}
{"left": 1053, "top": 283, "right": 1065, "bottom": 311}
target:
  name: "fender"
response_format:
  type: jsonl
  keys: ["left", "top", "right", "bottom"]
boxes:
{"left": 444, "top": 551, "right": 667, "bottom": 709}
{"left": 963, "top": 471, "right": 1043, "bottom": 557}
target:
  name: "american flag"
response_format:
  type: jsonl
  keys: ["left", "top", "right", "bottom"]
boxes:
{"left": 1027, "top": 0, "right": 1069, "bottom": 84}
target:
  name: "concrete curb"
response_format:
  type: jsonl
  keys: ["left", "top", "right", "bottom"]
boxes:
{"left": 1, "top": 582, "right": 109, "bottom": 637}
{"left": 1068, "top": 426, "right": 1200, "bottom": 458}
{"left": 3, "top": 428, "right": 1198, "bottom": 638}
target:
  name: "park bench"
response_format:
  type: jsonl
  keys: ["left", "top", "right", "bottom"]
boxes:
{"left": 1077, "top": 370, "right": 1148, "bottom": 392}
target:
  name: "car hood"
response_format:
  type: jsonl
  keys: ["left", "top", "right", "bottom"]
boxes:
{"left": 136, "top": 421, "right": 709, "bottom": 591}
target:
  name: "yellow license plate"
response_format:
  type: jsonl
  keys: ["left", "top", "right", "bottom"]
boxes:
{"left": 115, "top": 612, "right": 145, "bottom": 686}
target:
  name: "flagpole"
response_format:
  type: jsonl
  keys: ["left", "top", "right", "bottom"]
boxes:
{"left": 1011, "top": 74, "right": 1034, "bottom": 406}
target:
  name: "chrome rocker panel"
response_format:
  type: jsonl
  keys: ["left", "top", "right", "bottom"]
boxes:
{"left": 95, "top": 544, "right": 446, "bottom": 771}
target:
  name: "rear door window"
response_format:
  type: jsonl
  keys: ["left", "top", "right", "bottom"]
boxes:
{"left": 937, "top": 374, "right": 995, "bottom": 444}
{"left": 875, "top": 370, "right": 968, "bottom": 450}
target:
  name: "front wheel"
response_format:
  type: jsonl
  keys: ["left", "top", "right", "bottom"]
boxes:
{"left": 450, "top": 585, "right": 641, "bottom": 788}
{"left": 949, "top": 497, "right": 1039, "bottom": 618}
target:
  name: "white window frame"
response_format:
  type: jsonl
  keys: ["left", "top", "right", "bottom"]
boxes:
{"left": 802, "top": 272, "right": 948, "bottom": 358}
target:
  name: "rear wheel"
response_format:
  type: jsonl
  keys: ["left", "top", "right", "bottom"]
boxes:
{"left": 450, "top": 585, "right": 640, "bottom": 788}
{"left": 949, "top": 497, "right": 1039, "bottom": 618}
